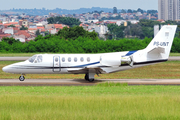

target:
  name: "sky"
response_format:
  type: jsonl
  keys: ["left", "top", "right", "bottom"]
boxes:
{"left": 0, "top": 0, "right": 158, "bottom": 10}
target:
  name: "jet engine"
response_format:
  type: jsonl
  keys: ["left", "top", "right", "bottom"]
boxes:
{"left": 100, "top": 54, "right": 121, "bottom": 66}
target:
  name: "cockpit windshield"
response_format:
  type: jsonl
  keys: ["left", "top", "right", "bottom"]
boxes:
{"left": 29, "top": 55, "right": 43, "bottom": 63}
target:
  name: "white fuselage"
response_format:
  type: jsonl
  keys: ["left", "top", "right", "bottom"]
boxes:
{"left": 3, "top": 52, "right": 129, "bottom": 74}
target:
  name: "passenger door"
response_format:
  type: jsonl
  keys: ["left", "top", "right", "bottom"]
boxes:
{"left": 53, "top": 56, "right": 61, "bottom": 72}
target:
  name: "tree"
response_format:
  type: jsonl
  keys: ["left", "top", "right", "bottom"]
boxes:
{"left": 113, "top": 7, "right": 117, "bottom": 14}
{"left": 36, "top": 29, "right": 41, "bottom": 36}
{"left": 121, "top": 9, "right": 126, "bottom": 13}
{"left": 107, "top": 24, "right": 125, "bottom": 39}
{"left": 147, "top": 10, "right": 158, "bottom": 14}
{"left": 137, "top": 8, "right": 144, "bottom": 13}
{"left": 47, "top": 17, "right": 81, "bottom": 27}
{"left": 45, "top": 31, "right": 50, "bottom": 36}
{"left": 2, "top": 37, "right": 20, "bottom": 45}
{"left": 8, "top": 25, "right": 15, "bottom": 27}
{"left": 130, "top": 24, "right": 143, "bottom": 38}
{"left": 127, "top": 9, "right": 133, "bottom": 13}
{"left": 20, "top": 25, "right": 28, "bottom": 30}
{"left": 56, "top": 26, "right": 98, "bottom": 40}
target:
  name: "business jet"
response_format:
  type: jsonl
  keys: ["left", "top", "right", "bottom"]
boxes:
{"left": 2, "top": 25, "right": 177, "bottom": 82}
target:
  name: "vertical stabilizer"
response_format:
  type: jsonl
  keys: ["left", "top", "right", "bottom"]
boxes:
{"left": 145, "top": 25, "right": 177, "bottom": 60}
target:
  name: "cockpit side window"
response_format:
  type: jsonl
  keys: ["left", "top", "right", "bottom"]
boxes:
{"left": 29, "top": 55, "right": 37, "bottom": 63}
{"left": 37, "top": 55, "right": 43, "bottom": 63}
{"left": 29, "top": 55, "right": 43, "bottom": 63}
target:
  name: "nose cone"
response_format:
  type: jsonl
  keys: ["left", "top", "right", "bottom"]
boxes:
{"left": 2, "top": 66, "right": 10, "bottom": 73}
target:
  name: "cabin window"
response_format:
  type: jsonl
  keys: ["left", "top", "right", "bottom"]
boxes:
{"left": 80, "top": 57, "right": 84, "bottom": 62}
{"left": 87, "top": 57, "right": 90, "bottom": 62}
{"left": 55, "top": 58, "right": 58, "bottom": 62}
{"left": 62, "top": 57, "right": 65, "bottom": 62}
{"left": 68, "top": 57, "right": 71, "bottom": 62}
{"left": 74, "top": 57, "right": 77, "bottom": 62}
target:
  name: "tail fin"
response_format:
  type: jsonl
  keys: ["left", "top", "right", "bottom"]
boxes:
{"left": 145, "top": 25, "right": 177, "bottom": 60}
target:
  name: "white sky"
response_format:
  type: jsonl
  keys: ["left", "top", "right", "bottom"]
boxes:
{"left": 0, "top": 0, "right": 158, "bottom": 10}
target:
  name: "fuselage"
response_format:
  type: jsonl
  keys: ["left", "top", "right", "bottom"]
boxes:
{"left": 3, "top": 51, "right": 131, "bottom": 75}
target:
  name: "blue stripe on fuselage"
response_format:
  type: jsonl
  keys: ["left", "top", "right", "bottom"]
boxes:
{"left": 125, "top": 50, "right": 138, "bottom": 56}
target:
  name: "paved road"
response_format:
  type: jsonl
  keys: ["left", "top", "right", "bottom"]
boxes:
{"left": 0, "top": 57, "right": 29, "bottom": 61}
{"left": 0, "top": 79, "right": 180, "bottom": 86}
{"left": 168, "top": 56, "right": 180, "bottom": 61}
{"left": 0, "top": 57, "right": 180, "bottom": 61}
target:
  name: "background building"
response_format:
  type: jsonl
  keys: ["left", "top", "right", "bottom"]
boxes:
{"left": 158, "top": 0, "right": 180, "bottom": 20}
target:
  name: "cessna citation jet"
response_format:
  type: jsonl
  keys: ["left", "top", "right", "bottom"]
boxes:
{"left": 2, "top": 25, "right": 177, "bottom": 82}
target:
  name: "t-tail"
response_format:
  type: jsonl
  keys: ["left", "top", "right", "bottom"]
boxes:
{"left": 145, "top": 25, "right": 177, "bottom": 59}
{"left": 122, "top": 25, "right": 177, "bottom": 66}
{"left": 135, "top": 25, "right": 177, "bottom": 63}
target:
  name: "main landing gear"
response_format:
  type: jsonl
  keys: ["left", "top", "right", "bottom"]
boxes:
{"left": 85, "top": 73, "right": 95, "bottom": 82}
{"left": 19, "top": 75, "right": 25, "bottom": 81}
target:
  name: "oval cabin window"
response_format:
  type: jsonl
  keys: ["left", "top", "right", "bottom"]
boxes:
{"left": 55, "top": 58, "right": 58, "bottom": 62}
{"left": 74, "top": 57, "right": 77, "bottom": 62}
{"left": 87, "top": 57, "right": 90, "bottom": 62}
{"left": 80, "top": 57, "right": 84, "bottom": 62}
{"left": 68, "top": 57, "right": 71, "bottom": 62}
{"left": 62, "top": 57, "right": 65, "bottom": 62}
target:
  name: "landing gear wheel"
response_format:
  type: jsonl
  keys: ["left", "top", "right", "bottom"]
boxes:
{"left": 88, "top": 79, "right": 94, "bottom": 82}
{"left": 84, "top": 73, "right": 95, "bottom": 82}
{"left": 85, "top": 74, "right": 89, "bottom": 81}
{"left": 19, "top": 75, "right": 25, "bottom": 81}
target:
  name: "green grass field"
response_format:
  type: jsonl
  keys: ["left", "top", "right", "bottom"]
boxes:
{"left": 0, "top": 53, "right": 180, "bottom": 57}
{"left": 170, "top": 53, "right": 180, "bottom": 56}
{"left": 1, "top": 61, "right": 180, "bottom": 79}
{"left": 0, "top": 55, "right": 180, "bottom": 119}
{"left": 0, "top": 85, "right": 180, "bottom": 119}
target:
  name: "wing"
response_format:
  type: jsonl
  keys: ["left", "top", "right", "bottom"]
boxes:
{"left": 67, "top": 67, "right": 107, "bottom": 74}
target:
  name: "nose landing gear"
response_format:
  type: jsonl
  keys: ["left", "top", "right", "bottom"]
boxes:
{"left": 19, "top": 75, "right": 25, "bottom": 81}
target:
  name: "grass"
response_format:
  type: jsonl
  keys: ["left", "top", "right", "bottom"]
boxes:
{"left": 170, "top": 53, "right": 180, "bottom": 56}
{"left": 0, "top": 52, "right": 180, "bottom": 56}
{"left": 0, "top": 85, "right": 180, "bottom": 119}
{"left": 1, "top": 61, "right": 180, "bottom": 79}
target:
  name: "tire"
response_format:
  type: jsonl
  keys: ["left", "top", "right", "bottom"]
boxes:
{"left": 85, "top": 74, "right": 89, "bottom": 81}
{"left": 88, "top": 79, "right": 94, "bottom": 82}
{"left": 19, "top": 76, "right": 25, "bottom": 81}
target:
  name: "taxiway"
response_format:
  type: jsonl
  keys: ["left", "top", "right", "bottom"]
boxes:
{"left": 0, "top": 79, "right": 180, "bottom": 86}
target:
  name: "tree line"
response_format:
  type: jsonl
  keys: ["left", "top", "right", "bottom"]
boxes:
{"left": 1, "top": 36, "right": 180, "bottom": 53}
{"left": 1, "top": 26, "right": 180, "bottom": 53}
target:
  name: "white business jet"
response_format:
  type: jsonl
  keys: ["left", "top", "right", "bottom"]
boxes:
{"left": 2, "top": 25, "right": 177, "bottom": 82}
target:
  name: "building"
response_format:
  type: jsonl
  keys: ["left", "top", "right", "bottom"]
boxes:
{"left": 158, "top": 0, "right": 180, "bottom": 20}
{"left": 173, "top": 0, "right": 180, "bottom": 20}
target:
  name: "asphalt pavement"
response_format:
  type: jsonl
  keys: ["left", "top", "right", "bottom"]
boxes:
{"left": 0, "top": 79, "right": 180, "bottom": 86}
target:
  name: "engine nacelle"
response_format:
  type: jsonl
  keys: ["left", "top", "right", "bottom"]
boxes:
{"left": 100, "top": 54, "right": 121, "bottom": 66}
